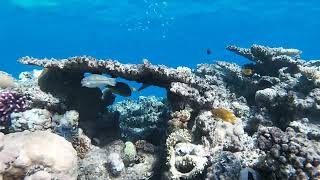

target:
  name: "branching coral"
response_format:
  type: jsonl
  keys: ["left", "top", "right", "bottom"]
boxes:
{"left": 227, "top": 44, "right": 303, "bottom": 76}
{"left": 298, "top": 65, "right": 320, "bottom": 87}
{"left": 0, "top": 91, "right": 30, "bottom": 128}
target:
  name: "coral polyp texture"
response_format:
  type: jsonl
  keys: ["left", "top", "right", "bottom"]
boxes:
{"left": 0, "top": 91, "right": 29, "bottom": 128}
{"left": 1, "top": 43, "right": 316, "bottom": 179}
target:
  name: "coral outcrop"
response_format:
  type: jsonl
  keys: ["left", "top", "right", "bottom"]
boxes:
{"left": 10, "top": 108, "right": 51, "bottom": 132}
{"left": 0, "top": 131, "right": 78, "bottom": 179}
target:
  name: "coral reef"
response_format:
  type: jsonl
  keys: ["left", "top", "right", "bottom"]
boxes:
{"left": 9, "top": 43, "right": 319, "bottom": 180}
{"left": 0, "top": 131, "right": 78, "bottom": 179}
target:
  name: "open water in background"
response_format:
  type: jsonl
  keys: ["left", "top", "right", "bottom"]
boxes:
{"left": 0, "top": 0, "right": 319, "bottom": 98}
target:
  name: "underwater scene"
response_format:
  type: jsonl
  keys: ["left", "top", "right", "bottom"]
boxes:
{"left": 1, "top": 0, "right": 320, "bottom": 179}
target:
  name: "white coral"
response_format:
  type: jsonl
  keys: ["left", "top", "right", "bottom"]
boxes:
{"left": 299, "top": 65, "right": 320, "bottom": 87}
{"left": 0, "top": 131, "right": 78, "bottom": 180}
{"left": 166, "top": 130, "right": 208, "bottom": 179}
{"left": 10, "top": 109, "right": 52, "bottom": 132}
{"left": 108, "top": 153, "right": 125, "bottom": 176}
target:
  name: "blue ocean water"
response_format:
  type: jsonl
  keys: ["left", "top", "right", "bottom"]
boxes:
{"left": 1, "top": 0, "right": 319, "bottom": 98}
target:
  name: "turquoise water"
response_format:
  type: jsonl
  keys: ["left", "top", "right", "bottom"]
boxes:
{"left": 1, "top": 0, "right": 319, "bottom": 97}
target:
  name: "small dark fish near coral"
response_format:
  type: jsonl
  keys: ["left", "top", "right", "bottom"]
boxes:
{"left": 106, "top": 82, "right": 135, "bottom": 97}
{"left": 206, "top": 48, "right": 212, "bottom": 55}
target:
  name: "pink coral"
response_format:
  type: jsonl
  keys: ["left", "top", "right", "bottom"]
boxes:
{"left": 0, "top": 92, "right": 29, "bottom": 127}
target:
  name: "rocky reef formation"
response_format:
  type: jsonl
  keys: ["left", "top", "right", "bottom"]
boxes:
{"left": 0, "top": 44, "right": 318, "bottom": 179}
{"left": 0, "top": 131, "right": 78, "bottom": 179}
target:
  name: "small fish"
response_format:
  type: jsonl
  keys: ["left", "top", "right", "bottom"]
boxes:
{"left": 211, "top": 108, "right": 237, "bottom": 124}
{"left": 101, "top": 89, "right": 116, "bottom": 105}
{"left": 81, "top": 74, "right": 116, "bottom": 88}
{"left": 206, "top": 48, "right": 212, "bottom": 55}
{"left": 106, "top": 82, "right": 133, "bottom": 97}
{"left": 242, "top": 67, "right": 254, "bottom": 76}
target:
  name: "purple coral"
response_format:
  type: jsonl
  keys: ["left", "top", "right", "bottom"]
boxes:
{"left": 0, "top": 92, "right": 29, "bottom": 126}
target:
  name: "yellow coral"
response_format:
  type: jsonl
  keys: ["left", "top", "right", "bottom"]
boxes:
{"left": 211, "top": 108, "right": 237, "bottom": 124}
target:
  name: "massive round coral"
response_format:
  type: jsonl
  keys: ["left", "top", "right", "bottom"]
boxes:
{"left": 0, "top": 92, "right": 29, "bottom": 127}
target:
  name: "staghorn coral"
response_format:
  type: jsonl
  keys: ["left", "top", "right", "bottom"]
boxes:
{"left": 0, "top": 91, "right": 30, "bottom": 129}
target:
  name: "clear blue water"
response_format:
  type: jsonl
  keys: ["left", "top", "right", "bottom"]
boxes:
{"left": 1, "top": 0, "right": 320, "bottom": 98}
